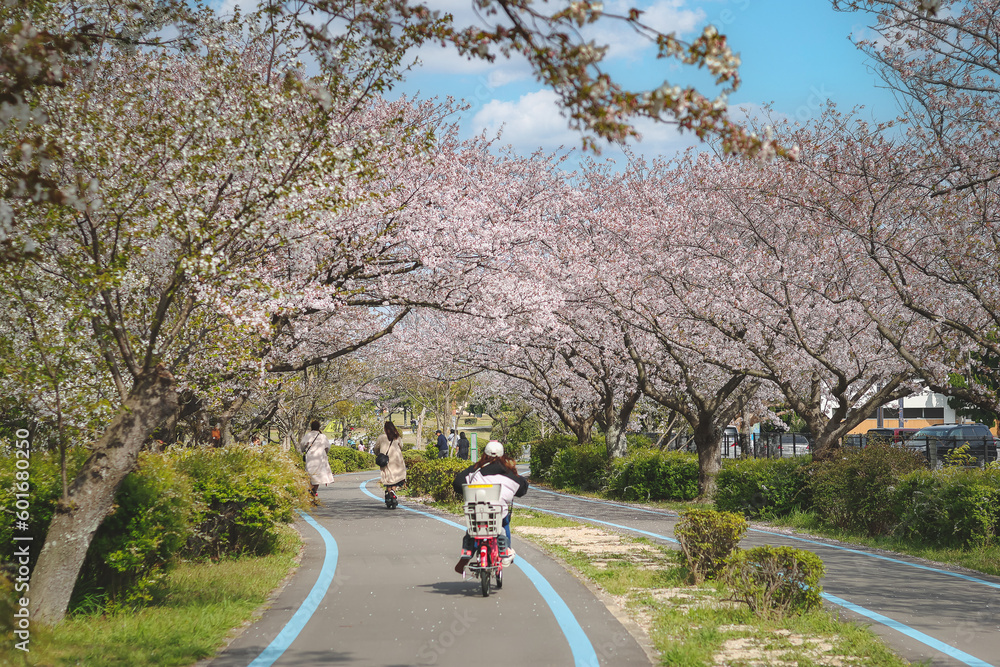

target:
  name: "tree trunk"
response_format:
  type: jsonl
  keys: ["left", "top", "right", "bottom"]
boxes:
{"left": 693, "top": 422, "right": 722, "bottom": 499}
{"left": 606, "top": 423, "right": 627, "bottom": 458}
{"left": 29, "top": 365, "right": 178, "bottom": 625}
{"left": 415, "top": 407, "right": 426, "bottom": 448}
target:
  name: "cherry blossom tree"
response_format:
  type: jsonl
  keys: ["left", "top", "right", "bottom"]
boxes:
{"left": 4, "top": 8, "right": 481, "bottom": 622}
{"left": 827, "top": 1, "right": 1000, "bottom": 413}
{"left": 545, "top": 157, "right": 770, "bottom": 496}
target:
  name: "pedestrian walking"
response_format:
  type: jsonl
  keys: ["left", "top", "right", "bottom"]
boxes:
{"left": 457, "top": 431, "right": 470, "bottom": 460}
{"left": 436, "top": 429, "right": 449, "bottom": 458}
{"left": 298, "top": 420, "right": 334, "bottom": 505}
{"left": 375, "top": 421, "right": 406, "bottom": 508}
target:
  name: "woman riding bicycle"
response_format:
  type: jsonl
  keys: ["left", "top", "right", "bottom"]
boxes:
{"left": 452, "top": 440, "right": 527, "bottom": 573}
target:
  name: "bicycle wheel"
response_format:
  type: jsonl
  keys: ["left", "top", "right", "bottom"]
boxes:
{"left": 495, "top": 567, "right": 503, "bottom": 589}
{"left": 480, "top": 569, "right": 490, "bottom": 597}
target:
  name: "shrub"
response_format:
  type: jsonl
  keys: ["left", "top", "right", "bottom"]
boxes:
{"left": 607, "top": 450, "right": 698, "bottom": 501}
{"left": 327, "top": 445, "right": 376, "bottom": 472}
{"left": 674, "top": 508, "right": 747, "bottom": 584}
{"left": 170, "top": 445, "right": 308, "bottom": 557}
{"left": 626, "top": 432, "right": 654, "bottom": 451}
{"left": 549, "top": 443, "right": 608, "bottom": 491}
{"left": 499, "top": 439, "right": 525, "bottom": 461}
{"left": 894, "top": 467, "right": 1000, "bottom": 547}
{"left": 527, "top": 435, "right": 575, "bottom": 482}
{"left": 78, "top": 452, "right": 199, "bottom": 606}
{"left": 402, "top": 449, "right": 426, "bottom": 465}
{"left": 0, "top": 446, "right": 91, "bottom": 569}
{"left": 725, "top": 546, "right": 825, "bottom": 618}
{"left": 715, "top": 457, "right": 811, "bottom": 518}
{"left": 0, "top": 572, "right": 15, "bottom": 639}
{"left": 405, "top": 458, "right": 470, "bottom": 501}
{"left": 809, "top": 443, "right": 926, "bottom": 535}
{"left": 715, "top": 457, "right": 812, "bottom": 519}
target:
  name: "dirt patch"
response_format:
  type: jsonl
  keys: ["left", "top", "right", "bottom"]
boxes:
{"left": 515, "top": 525, "right": 664, "bottom": 568}
{"left": 712, "top": 631, "right": 851, "bottom": 667}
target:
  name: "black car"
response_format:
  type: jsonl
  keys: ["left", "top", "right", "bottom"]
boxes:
{"left": 906, "top": 423, "right": 998, "bottom": 465}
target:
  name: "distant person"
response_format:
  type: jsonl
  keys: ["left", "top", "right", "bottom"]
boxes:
{"left": 250, "top": 434, "right": 263, "bottom": 447}
{"left": 448, "top": 428, "right": 457, "bottom": 452}
{"left": 452, "top": 440, "right": 527, "bottom": 573}
{"left": 436, "top": 429, "right": 449, "bottom": 458}
{"left": 210, "top": 423, "right": 222, "bottom": 448}
{"left": 375, "top": 421, "right": 406, "bottom": 508}
{"left": 457, "top": 431, "right": 470, "bottom": 460}
{"left": 298, "top": 420, "right": 334, "bottom": 505}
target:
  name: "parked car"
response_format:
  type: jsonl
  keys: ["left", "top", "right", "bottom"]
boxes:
{"left": 866, "top": 427, "right": 919, "bottom": 446}
{"left": 754, "top": 432, "right": 811, "bottom": 457}
{"left": 776, "top": 433, "right": 810, "bottom": 457}
{"left": 906, "top": 423, "right": 998, "bottom": 464}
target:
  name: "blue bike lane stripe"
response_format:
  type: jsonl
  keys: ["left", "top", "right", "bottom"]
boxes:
{"left": 520, "top": 493, "right": 997, "bottom": 667}
{"left": 247, "top": 509, "right": 339, "bottom": 667}
{"left": 821, "top": 593, "right": 994, "bottom": 667}
{"left": 360, "top": 479, "right": 600, "bottom": 667}
{"left": 518, "top": 503, "right": 679, "bottom": 543}
{"left": 532, "top": 487, "right": 1000, "bottom": 590}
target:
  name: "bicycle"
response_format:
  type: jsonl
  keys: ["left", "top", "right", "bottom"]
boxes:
{"left": 461, "top": 483, "right": 505, "bottom": 597}
{"left": 384, "top": 485, "right": 400, "bottom": 509}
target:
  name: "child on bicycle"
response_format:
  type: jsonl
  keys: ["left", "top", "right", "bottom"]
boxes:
{"left": 452, "top": 440, "right": 528, "bottom": 573}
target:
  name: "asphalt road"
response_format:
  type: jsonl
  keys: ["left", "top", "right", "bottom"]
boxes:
{"left": 208, "top": 470, "right": 650, "bottom": 667}
{"left": 208, "top": 469, "right": 1000, "bottom": 667}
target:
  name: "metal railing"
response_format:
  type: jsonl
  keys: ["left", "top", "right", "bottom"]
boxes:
{"left": 666, "top": 432, "right": 814, "bottom": 459}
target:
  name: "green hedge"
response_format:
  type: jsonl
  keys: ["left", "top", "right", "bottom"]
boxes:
{"left": 0, "top": 447, "right": 90, "bottom": 571}
{"left": 171, "top": 446, "right": 307, "bottom": 558}
{"left": 327, "top": 445, "right": 376, "bottom": 472}
{"left": 809, "top": 443, "right": 925, "bottom": 535}
{"left": 404, "top": 458, "right": 470, "bottom": 501}
{"left": 894, "top": 467, "right": 1000, "bottom": 547}
{"left": 402, "top": 449, "right": 426, "bottom": 465}
{"left": 549, "top": 443, "right": 608, "bottom": 491}
{"left": 714, "top": 457, "right": 812, "bottom": 519}
{"left": 0, "top": 444, "right": 308, "bottom": 611}
{"left": 79, "top": 453, "right": 199, "bottom": 606}
{"left": 607, "top": 450, "right": 699, "bottom": 501}
{"left": 527, "top": 435, "right": 575, "bottom": 482}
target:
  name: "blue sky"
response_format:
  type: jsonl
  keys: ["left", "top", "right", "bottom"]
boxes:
{"left": 388, "top": 0, "right": 901, "bottom": 165}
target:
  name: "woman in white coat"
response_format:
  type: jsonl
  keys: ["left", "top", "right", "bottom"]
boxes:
{"left": 299, "top": 420, "right": 334, "bottom": 504}
{"left": 374, "top": 421, "right": 406, "bottom": 509}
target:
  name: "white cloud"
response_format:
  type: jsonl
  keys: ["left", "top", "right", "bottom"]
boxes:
{"left": 471, "top": 90, "right": 577, "bottom": 150}
{"left": 583, "top": 0, "right": 708, "bottom": 61}
{"left": 469, "top": 88, "right": 705, "bottom": 164}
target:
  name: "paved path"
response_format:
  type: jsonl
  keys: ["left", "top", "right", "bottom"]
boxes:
{"left": 209, "top": 471, "right": 650, "bottom": 667}
{"left": 209, "top": 470, "right": 1000, "bottom": 667}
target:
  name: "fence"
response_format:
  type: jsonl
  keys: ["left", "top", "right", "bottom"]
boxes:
{"left": 666, "top": 432, "right": 814, "bottom": 459}
{"left": 843, "top": 434, "right": 997, "bottom": 467}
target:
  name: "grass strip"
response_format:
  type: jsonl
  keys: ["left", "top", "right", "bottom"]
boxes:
{"left": 513, "top": 509, "right": 909, "bottom": 667}
{"left": 15, "top": 525, "right": 301, "bottom": 667}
